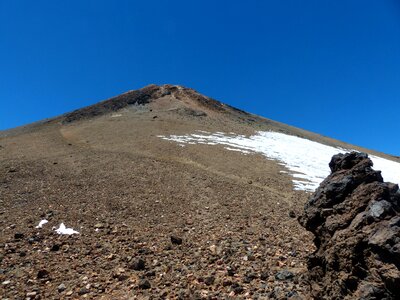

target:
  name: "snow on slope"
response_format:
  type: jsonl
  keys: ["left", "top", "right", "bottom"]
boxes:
{"left": 159, "top": 131, "right": 400, "bottom": 192}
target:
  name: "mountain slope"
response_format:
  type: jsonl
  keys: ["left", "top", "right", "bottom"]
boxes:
{"left": 0, "top": 84, "right": 398, "bottom": 299}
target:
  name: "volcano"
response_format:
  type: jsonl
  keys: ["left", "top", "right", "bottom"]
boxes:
{"left": 1, "top": 84, "right": 399, "bottom": 299}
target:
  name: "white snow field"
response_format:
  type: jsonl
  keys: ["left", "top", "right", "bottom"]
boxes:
{"left": 159, "top": 131, "right": 400, "bottom": 192}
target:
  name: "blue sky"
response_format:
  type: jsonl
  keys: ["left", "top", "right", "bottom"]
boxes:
{"left": 1, "top": 1, "right": 400, "bottom": 155}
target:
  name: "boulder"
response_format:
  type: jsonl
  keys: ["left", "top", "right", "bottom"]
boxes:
{"left": 299, "top": 152, "right": 400, "bottom": 299}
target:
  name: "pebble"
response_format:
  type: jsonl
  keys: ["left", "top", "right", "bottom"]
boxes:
{"left": 131, "top": 258, "right": 146, "bottom": 270}
{"left": 275, "top": 270, "right": 295, "bottom": 280}
{"left": 138, "top": 279, "right": 151, "bottom": 289}
{"left": 204, "top": 276, "right": 215, "bottom": 286}
{"left": 94, "top": 223, "right": 104, "bottom": 229}
{"left": 50, "top": 244, "right": 60, "bottom": 252}
{"left": 14, "top": 233, "right": 24, "bottom": 239}
{"left": 57, "top": 283, "right": 66, "bottom": 292}
{"left": 260, "top": 272, "right": 268, "bottom": 280}
{"left": 170, "top": 235, "right": 182, "bottom": 245}
{"left": 37, "top": 269, "right": 50, "bottom": 279}
{"left": 78, "top": 287, "right": 90, "bottom": 295}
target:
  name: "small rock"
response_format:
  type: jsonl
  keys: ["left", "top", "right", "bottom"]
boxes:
{"left": 145, "top": 270, "right": 156, "bottom": 277}
{"left": 26, "top": 291, "right": 37, "bottom": 297}
{"left": 275, "top": 270, "right": 294, "bottom": 281}
{"left": 222, "top": 280, "right": 233, "bottom": 287}
{"left": 2, "top": 280, "right": 11, "bottom": 285}
{"left": 66, "top": 290, "right": 73, "bottom": 296}
{"left": 260, "top": 272, "right": 268, "bottom": 281}
{"left": 287, "top": 290, "right": 299, "bottom": 298}
{"left": 289, "top": 210, "right": 296, "bottom": 218}
{"left": 209, "top": 244, "right": 218, "bottom": 255}
{"left": 94, "top": 223, "right": 104, "bottom": 229}
{"left": 37, "top": 269, "right": 50, "bottom": 279}
{"left": 243, "top": 273, "right": 257, "bottom": 283}
{"left": 138, "top": 279, "right": 151, "bottom": 289}
{"left": 204, "top": 276, "right": 215, "bottom": 286}
{"left": 14, "top": 233, "right": 24, "bottom": 239}
{"left": 58, "top": 283, "right": 66, "bottom": 292}
{"left": 51, "top": 244, "right": 60, "bottom": 252}
{"left": 232, "top": 283, "right": 244, "bottom": 294}
{"left": 170, "top": 235, "right": 182, "bottom": 245}
{"left": 8, "top": 167, "right": 17, "bottom": 173}
{"left": 130, "top": 258, "right": 146, "bottom": 271}
{"left": 28, "top": 236, "right": 40, "bottom": 244}
{"left": 227, "top": 266, "right": 236, "bottom": 276}
{"left": 78, "top": 287, "right": 90, "bottom": 295}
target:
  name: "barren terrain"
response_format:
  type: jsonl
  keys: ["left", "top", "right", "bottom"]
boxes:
{"left": 1, "top": 85, "right": 398, "bottom": 299}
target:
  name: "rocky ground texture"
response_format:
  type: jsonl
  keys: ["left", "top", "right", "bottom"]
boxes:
{"left": 1, "top": 85, "right": 316, "bottom": 299}
{"left": 2, "top": 85, "right": 399, "bottom": 299}
{"left": 300, "top": 152, "right": 400, "bottom": 299}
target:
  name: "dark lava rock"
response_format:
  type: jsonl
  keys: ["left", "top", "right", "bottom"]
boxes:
{"left": 37, "top": 269, "right": 50, "bottom": 279}
{"left": 243, "top": 272, "right": 258, "bottom": 283}
{"left": 130, "top": 258, "right": 146, "bottom": 271}
{"left": 260, "top": 272, "right": 268, "bottom": 281}
{"left": 299, "top": 152, "right": 400, "bottom": 300}
{"left": 227, "top": 266, "right": 236, "bottom": 276}
{"left": 138, "top": 279, "right": 151, "bottom": 289}
{"left": 145, "top": 270, "right": 156, "bottom": 277}
{"left": 275, "top": 270, "right": 294, "bottom": 281}
{"left": 170, "top": 235, "right": 183, "bottom": 245}
{"left": 231, "top": 283, "right": 244, "bottom": 294}
{"left": 289, "top": 210, "right": 296, "bottom": 218}
{"left": 78, "top": 288, "right": 89, "bottom": 295}
{"left": 14, "top": 233, "right": 24, "bottom": 239}
{"left": 204, "top": 276, "right": 215, "bottom": 286}
{"left": 28, "top": 236, "right": 41, "bottom": 244}
{"left": 50, "top": 244, "right": 60, "bottom": 252}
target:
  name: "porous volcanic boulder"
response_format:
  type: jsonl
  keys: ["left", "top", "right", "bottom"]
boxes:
{"left": 299, "top": 152, "right": 400, "bottom": 299}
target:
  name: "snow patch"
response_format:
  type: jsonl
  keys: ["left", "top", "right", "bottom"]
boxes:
{"left": 159, "top": 131, "right": 400, "bottom": 192}
{"left": 55, "top": 223, "right": 79, "bottom": 235}
{"left": 35, "top": 219, "right": 48, "bottom": 229}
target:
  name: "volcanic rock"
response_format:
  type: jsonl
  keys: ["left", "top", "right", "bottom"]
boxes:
{"left": 299, "top": 152, "right": 400, "bottom": 299}
{"left": 130, "top": 258, "right": 146, "bottom": 271}
{"left": 138, "top": 279, "right": 151, "bottom": 289}
{"left": 170, "top": 235, "right": 183, "bottom": 245}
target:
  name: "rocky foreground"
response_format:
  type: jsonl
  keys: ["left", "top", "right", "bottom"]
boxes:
{"left": 300, "top": 152, "right": 400, "bottom": 299}
{"left": 0, "top": 153, "right": 312, "bottom": 299}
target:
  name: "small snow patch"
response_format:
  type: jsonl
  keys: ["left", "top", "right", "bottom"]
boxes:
{"left": 35, "top": 219, "right": 48, "bottom": 229}
{"left": 55, "top": 223, "right": 79, "bottom": 235}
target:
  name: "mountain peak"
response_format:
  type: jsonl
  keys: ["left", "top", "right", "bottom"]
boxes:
{"left": 60, "top": 84, "right": 237, "bottom": 124}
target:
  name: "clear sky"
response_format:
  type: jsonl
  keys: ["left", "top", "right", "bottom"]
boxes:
{"left": 1, "top": 1, "right": 400, "bottom": 155}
